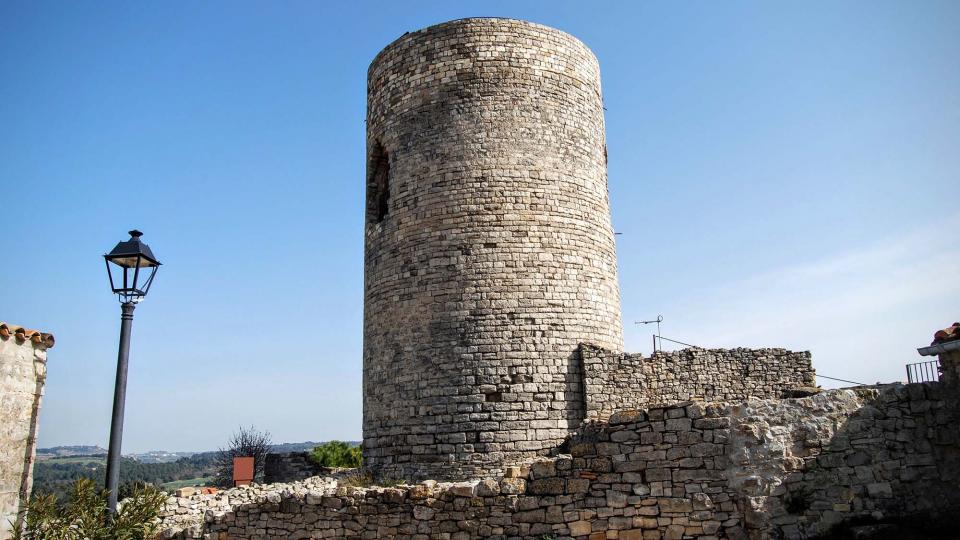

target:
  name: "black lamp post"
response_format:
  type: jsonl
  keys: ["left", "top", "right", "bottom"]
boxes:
{"left": 103, "top": 230, "right": 160, "bottom": 515}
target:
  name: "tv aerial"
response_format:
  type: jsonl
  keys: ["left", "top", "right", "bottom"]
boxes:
{"left": 636, "top": 315, "right": 664, "bottom": 352}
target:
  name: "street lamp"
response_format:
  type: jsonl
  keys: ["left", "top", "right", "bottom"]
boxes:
{"left": 103, "top": 230, "right": 160, "bottom": 515}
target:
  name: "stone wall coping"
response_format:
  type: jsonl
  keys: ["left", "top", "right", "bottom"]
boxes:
{"left": 368, "top": 17, "right": 598, "bottom": 76}
{"left": 580, "top": 343, "right": 812, "bottom": 359}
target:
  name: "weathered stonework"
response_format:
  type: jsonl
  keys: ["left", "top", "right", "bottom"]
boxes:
{"left": 0, "top": 323, "right": 53, "bottom": 540}
{"left": 936, "top": 349, "right": 960, "bottom": 386}
{"left": 263, "top": 452, "right": 325, "bottom": 484}
{"left": 581, "top": 345, "right": 817, "bottom": 421}
{"left": 158, "top": 384, "right": 960, "bottom": 539}
{"left": 363, "top": 18, "right": 623, "bottom": 481}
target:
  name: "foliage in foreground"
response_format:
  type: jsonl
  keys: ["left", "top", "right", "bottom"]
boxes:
{"left": 309, "top": 441, "right": 362, "bottom": 468}
{"left": 11, "top": 477, "right": 166, "bottom": 540}
{"left": 213, "top": 426, "right": 272, "bottom": 487}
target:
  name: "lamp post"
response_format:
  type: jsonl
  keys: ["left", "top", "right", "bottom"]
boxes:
{"left": 103, "top": 230, "right": 160, "bottom": 515}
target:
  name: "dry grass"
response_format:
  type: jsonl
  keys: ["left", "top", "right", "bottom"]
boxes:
{"left": 338, "top": 472, "right": 406, "bottom": 488}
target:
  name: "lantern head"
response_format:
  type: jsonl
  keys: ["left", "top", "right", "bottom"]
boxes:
{"left": 104, "top": 230, "right": 161, "bottom": 303}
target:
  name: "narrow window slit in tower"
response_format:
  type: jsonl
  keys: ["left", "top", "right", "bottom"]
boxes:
{"left": 368, "top": 141, "right": 391, "bottom": 223}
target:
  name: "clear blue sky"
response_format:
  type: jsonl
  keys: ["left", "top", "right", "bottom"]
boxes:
{"left": 2, "top": 1, "right": 957, "bottom": 453}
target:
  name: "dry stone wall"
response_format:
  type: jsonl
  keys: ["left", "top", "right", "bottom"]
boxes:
{"left": 363, "top": 18, "right": 623, "bottom": 481}
{"left": 581, "top": 345, "right": 817, "bottom": 421}
{"left": 158, "top": 384, "right": 960, "bottom": 540}
{"left": 0, "top": 324, "right": 52, "bottom": 540}
{"left": 264, "top": 452, "right": 325, "bottom": 485}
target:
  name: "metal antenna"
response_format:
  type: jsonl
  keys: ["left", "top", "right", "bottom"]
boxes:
{"left": 636, "top": 315, "right": 663, "bottom": 352}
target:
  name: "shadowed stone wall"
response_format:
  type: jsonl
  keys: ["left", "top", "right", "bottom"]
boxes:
{"left": 0, "top": 323, "right": 53, "bottom": 540}
{"left": 581, "top": 345, "right": 817, "bottom": 421}
{"left": 158, "top": 384, "right": 960, "bottom": 540}
{"left": 263, "top": 452, "right": 324, "bottom": 484}
{"left": 363, "top": 18, "right": 623, "bottom": 481}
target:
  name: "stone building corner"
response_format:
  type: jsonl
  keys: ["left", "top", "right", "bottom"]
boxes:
{"left": 0, "top": 322, "right": 54, "bottom": 540}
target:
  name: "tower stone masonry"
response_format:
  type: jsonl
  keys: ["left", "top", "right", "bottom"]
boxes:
{"left": 363, "top": 18, "right": 623, "bottom": 480}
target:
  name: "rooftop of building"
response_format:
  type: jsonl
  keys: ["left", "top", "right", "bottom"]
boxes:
{"left": 0, "top": 321, "right": 55, "bottom": 348}
{"left": 917, "top": 322, "right": 959, "bottom": 356}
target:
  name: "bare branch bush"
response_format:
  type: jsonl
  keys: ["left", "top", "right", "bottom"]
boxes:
{"left": 213, "top": 426, "right": 272, "bottom": 487}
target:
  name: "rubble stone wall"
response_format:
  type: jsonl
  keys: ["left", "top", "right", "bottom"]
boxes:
{"left": 0, "top": 330, "right": 50, "bottom": 540}
{"left": 581, "top": 345, "right": 817, "bottom": 421}
{"left": 264, "top": 452, "right": 324, "bottom": 484}
{"left": 158, "top": 384, "right": 960, "bottom": 540}
{"left": 363, "top": 18, "right": 623, "bottom": 481}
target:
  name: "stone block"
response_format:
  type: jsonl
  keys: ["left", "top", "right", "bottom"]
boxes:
{"left": 413, "top": 505, "right": 435, "bottom": 520}
{"left": 659, "top": 498, "right": 693, "bottom": 513}
{"left": 664, "top": 418, "right": 692, "bottom": 431}
{"left": 866, "top": 482, "right": 892, "bottom": 498}
{"left": 530, "top": 460, "right": 556, "bottom": 479}
{"left": 610, "top": 410, "right": 646, "bottom": 425}
{"left": 611, "top": 430, "right": 640, "bottom": 442}
{"left": 408, "top": 484, "right": 433, "bottom": 500}
{"left": 475, "top": 479, "right": 500, "bottom": 497}
{"left": 690, "top": 443, "right": 722, "bottom": 457}
{"left": 567, "top": 478, "right": 591, "bottom": 494}
{"left": 664, "top": 524, "right": 685, "bottom": 539}
{"left": 528, "top": 478, "right": 565, "bottom": 495}
{"left": 606, "top": 490, "right": 628, "bottom": 508}
{"left": 503, "top": 466, "right": 522, "bottom": 478}
{"left": 637, "top": 517, "right": 659, "bottom": 529}
{"left": 499, "top": 478, "right": 526, "bottom": 495}
{"left": 693, "top": 418, "right": 730, "bottom": 429}
{"left": 513, "top": 509, "right": 545, "bottom": 523}
{"left": 645, "top": 468, "right": 671, "bottom": 482}
{"left": 571, "top": 442, "right": 597, "bottom": 457}
{"left": 702, "top": 520, "right": 721, "bottom": 534}
{"left": 597, "top": 442, "right": 622, "bottom": 456}
{"left": 691, "top": 493, "right": 714, "bottom": 510}
{"left": 569, "top": 520, "right": 592, "bottom": 536}
{"left": 449, "top": 482, "right": 477, "bottom": 497}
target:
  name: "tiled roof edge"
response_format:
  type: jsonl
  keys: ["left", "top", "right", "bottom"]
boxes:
{"left": 933, "top": 323, "right": 960, "bottom": 345}
{"left": 0, "top": 322, "right": 55, "bottom": 348}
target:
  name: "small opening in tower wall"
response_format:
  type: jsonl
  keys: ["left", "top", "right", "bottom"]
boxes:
{"left": 368, "top": 141, "right": 390, "bottom": 223}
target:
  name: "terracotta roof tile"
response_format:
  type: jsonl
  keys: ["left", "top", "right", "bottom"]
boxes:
{"left": 0, "top": 322, "right": 55, "bottom": 348}
{"left": 933, "top": 322, "right": 960, "bottom": 345}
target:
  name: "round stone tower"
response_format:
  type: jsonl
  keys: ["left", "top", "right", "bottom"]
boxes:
{"left": 363, "top": 18, "right": 623, "bottom": 481}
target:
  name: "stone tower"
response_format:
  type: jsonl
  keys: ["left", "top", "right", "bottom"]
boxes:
{"left": 363, "top": 18, "right": 623, "bottom": 481}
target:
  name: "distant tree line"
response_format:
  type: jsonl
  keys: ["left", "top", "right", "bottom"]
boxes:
{"left": 32, "top": 453, "right": 217, "bottom": 500}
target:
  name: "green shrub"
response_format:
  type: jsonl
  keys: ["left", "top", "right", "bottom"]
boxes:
{"left": 309, "top": 441, "right": 362, "bottom": 468}
{"left": 12, "top": 477, "right": 167, "bottom": 540}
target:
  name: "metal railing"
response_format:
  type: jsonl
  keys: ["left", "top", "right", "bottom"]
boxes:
{"left": 906, "top": 359, "right": 941, "bottom": 383}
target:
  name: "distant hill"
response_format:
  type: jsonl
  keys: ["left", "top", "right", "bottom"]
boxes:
{"left": 269, "top": 441, "right": 324, "bottom": 453}
{"left": 36, "top": 446, "right": 107, "bottom": 459}
{"left": 38, "top": 441, "right": 356, "bottom": 459}
{"left": 128, "top": 450, "right": 199, "bottom": 463}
